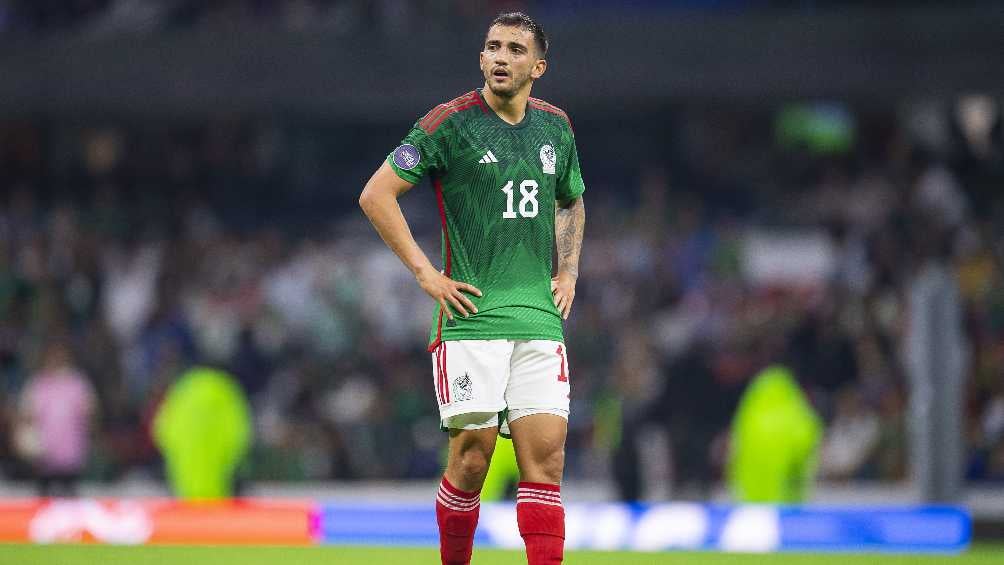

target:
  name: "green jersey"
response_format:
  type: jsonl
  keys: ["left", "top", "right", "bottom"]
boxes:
{"left": 387, "top": 89, "right": 585, "bottom": 350}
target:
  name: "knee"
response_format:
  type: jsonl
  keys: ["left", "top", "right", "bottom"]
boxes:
{"left": 456, "top": 447, "right": 492, "bottom": 482}
{"left": 540, "top": 447, "right": 565, "bottom": 483}
{"left": 527, "top": 446, "right": 565, "bottom": 484}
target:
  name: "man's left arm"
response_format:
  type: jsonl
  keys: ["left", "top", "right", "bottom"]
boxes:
{"left": 552, "top": 196, "right": 585, "bottom": 320}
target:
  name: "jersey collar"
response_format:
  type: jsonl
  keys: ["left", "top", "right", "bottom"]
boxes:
{"left": 477, "top": 88, "right": 533, "bottom": 130}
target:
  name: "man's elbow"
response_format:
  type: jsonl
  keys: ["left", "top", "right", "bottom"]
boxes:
{"left": 358, "top": 187, "right": 375, "bottom": 214}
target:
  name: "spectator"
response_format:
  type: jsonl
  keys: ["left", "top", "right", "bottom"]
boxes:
{"left": 15, "top": 339, "right": 97, "bottom": 497}
{"left": 153, "top": 365, "right": 251, "bottom": 499}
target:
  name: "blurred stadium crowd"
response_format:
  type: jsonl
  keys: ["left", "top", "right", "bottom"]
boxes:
{"left": 5, "top": 0, "right": 1001, "bottom": 35}
{"left": 1, "top": 94, "right": 1002, "bottom": 496}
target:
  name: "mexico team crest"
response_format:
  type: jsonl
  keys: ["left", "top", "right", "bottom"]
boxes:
{"left": 393, "top": 144, "right": 421, "bottom": 170}
{"left": 453, "top": 372, "right": 473, "bottom": 402}
{"left": 540, "top": 144, "right": 556, "bottom": 175}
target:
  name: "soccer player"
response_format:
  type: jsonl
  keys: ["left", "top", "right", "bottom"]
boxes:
{"left": 358, "top": 11, "right": 585, "bottom": 565}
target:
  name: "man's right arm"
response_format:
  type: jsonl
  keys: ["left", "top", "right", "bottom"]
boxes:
{"left": 359, "top": 161, "right": 481, "bottom": 320}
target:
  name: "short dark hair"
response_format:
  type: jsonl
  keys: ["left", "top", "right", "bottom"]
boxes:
{"left": 489, "top": 12, "right": 548, "bottom": 57}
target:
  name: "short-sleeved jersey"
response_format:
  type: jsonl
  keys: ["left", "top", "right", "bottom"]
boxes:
{"left": 387, "top": 89, "right": 585, "bottom": 350}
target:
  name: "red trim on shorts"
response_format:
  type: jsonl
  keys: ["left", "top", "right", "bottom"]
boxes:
{"left": 428, "top": 177, "right": 452, "bottom": 352}
{"left": 442, "top": 342, "right": 450, "bottom": 403}
{"left": 435, "top": 345, "right": 444, "bottom": 405}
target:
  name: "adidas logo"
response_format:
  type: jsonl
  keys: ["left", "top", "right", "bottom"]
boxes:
{"left": 478, "top": 150, "right": 499, "bottom": 164}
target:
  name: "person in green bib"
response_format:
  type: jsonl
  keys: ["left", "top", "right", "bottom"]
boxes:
{"left": 727, "top": 364, "right": 822, "bottom": 504}
{"left": 153, "top": 366, "right": 251, "bottom": 500}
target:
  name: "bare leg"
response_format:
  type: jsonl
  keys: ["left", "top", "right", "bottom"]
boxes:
{"left": 438, "top": 424, "right": 497, "bottom": 565}
{"left": 509, "top": 414, "right": 567, "bottom": 484}
{"left": 509, "top": 413, "right": 567, "bottom": 564}
{"left": 444, "top": 426, "right": 498, "bottom": 491}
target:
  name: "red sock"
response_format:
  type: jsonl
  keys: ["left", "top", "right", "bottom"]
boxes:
{"left": 436, "top": 476, "right": 481, "bottom": 565}
{"left": 517, "top": 482, "right": 565, "bottom": 564}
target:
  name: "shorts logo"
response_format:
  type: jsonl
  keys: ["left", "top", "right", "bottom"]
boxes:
{"left": 393, "top": 144, "right": 421, "bottom": 170}
{"left": 453, "top": 372, "right": 473, "bottom": 402}
{"left": 540, "top": 144, "right": 556, "bottom": 175}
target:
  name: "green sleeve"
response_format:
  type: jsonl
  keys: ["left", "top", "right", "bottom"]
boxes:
{"left": 386, "top": 123, "right": 448, "bottom": 184}
{"left": 556, "top": 128, "right": 585, "bottom": 202}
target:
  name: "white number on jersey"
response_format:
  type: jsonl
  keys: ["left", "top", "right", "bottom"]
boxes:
{"left": 501, "top": 180, "right": 539, "bottom": 219}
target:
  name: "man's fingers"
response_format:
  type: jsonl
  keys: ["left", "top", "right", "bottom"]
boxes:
{"left": 563, "top": 295, "right": 575, "bottom": 319}
{"left": 447, "top": 295, "right": 470, "bottom": 318}
{"left": 459, "top": 282, "right": 483, "bottom": 297}
{"left": 455, "top": 291, "right": 478, "bottom": 315}
{"left": 439, "top": 298, "right": 454, "bottom": 321}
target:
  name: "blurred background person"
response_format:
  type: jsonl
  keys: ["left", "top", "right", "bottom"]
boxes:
{"left": 727, "top": 364, "right": 822, "bottom": 504}
{"left": 14, "top": 339, "right": 97, "bottom": 497}
{"left": 153, "top": 365, "right": 252, "bottom": 500}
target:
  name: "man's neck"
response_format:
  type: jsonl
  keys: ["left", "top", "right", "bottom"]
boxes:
{"left": 482, "top": 84, "right": 531, "bottom": 125}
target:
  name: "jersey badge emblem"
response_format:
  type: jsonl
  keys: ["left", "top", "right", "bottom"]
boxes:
{"left": 393, "top": 144, "right": 421, "bottom": 170}
{"left": 453, "top": 372, "right": 473, "bottom": 402}
{"left": 540, "top": 144, "right": 556, "bottom": 175}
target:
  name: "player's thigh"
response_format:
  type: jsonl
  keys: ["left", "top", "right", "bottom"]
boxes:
{"left": 508, "top": 412, "right": 568, "bottom": 482}
{"left": 504, "top": 340, "right": 570, "bottom": 414}
{"left": 431, "top": 340, "right": 513, "bottom": 425}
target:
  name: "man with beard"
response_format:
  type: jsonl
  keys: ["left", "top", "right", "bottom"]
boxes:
{"left": 359, "top": 12, "right": 586, "bottom": 565}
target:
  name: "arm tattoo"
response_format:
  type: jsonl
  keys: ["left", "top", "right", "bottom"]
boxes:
{"left": 555, "top": 197, "right": 585, "bottom": 278}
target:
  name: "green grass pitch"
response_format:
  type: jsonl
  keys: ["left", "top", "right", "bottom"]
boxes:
{"left": 0, "top": 544, "right": 1002, "bottom": 564}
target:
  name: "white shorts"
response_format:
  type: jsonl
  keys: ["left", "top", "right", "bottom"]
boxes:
{"left": 431, "top": 340, "right": 571, "bottom": 435}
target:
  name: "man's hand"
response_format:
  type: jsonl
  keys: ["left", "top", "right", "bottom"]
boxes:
{"left": 551, "top": 271, "right": 577, "bottom": 320}
{"left": 416, "top": 265, "right": 483, "bottom": 321}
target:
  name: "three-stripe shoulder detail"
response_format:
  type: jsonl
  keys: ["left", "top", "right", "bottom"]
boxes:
{"left": 528, "top": 97, "right": 572, "bottom": 130}
{"left": 419, "top": 91, "right": 487, "bottom": 134}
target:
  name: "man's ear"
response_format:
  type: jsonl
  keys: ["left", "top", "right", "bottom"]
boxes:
{"left": 531, "top": 59, "right": 547, "bottom": 80}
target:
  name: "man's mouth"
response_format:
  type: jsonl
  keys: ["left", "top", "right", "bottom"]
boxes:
{"left": 492, "top": 68, "right": 509, "bottom": 78}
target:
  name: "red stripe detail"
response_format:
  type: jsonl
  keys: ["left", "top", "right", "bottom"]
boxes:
{"left": 529, "top": 99, "right": 572, "bottom": 130}
{"left": 419, "top": 92, "right": 479, "bottom": 131}
{"left": 446, "top": 91, "right": 477, "bottom": 106}
{"left": 428, "top": 178, "right": 452, "bottom": 352}
{"left": 424, "top": 100, "right": 480, "bottom": 134}
{"left": 419, "top": 107, "right": 445, "bottom": 129}
{"left": 528, "top": 97, "right": 563, "bottom": 112}
{"left": 557, "top": 344, "right": 568, "bottom": 382}
{"left": 518, "top": 481, "right": 561, "bottom": 492}
{"left": 441, "top": 476, "right": 480, "bottom": 499}
{"left": 435, "top": 345, "right": 444, "bottom": 404}
{"left": 529, "top": 101, "right": 569, "bottom": 120}
{"left": 420, "top": 98, "right": 462, "bottom": 129}
{"left": 473, "top": 91, "right": 489, "bottom": 113}
{"left": 439, "top": 346, "right": 446, "bottom": 404}
{"left": 427, "top": 94, "right": 479, "bottom": 129}
{"left": 442, "top": 342, "right": 450, "bottom": 403}
{"left": 518, "top": 493, "right": 562, "bottom": 503}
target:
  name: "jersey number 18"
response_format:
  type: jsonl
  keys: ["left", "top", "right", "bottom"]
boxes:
{"left": 501, "top": 180, "right": 539, "bottom": 219}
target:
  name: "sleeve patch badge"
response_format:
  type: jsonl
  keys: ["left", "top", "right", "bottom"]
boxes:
{"left": 393, "top": 144, "right": 421, "bottom": 170}
{"left": 540, "top": 144, "right": 556, "bottom": 175}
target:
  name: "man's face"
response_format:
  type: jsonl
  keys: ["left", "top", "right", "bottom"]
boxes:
{"left": 480, "top": 25, "right": 546, "bottom": 98}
